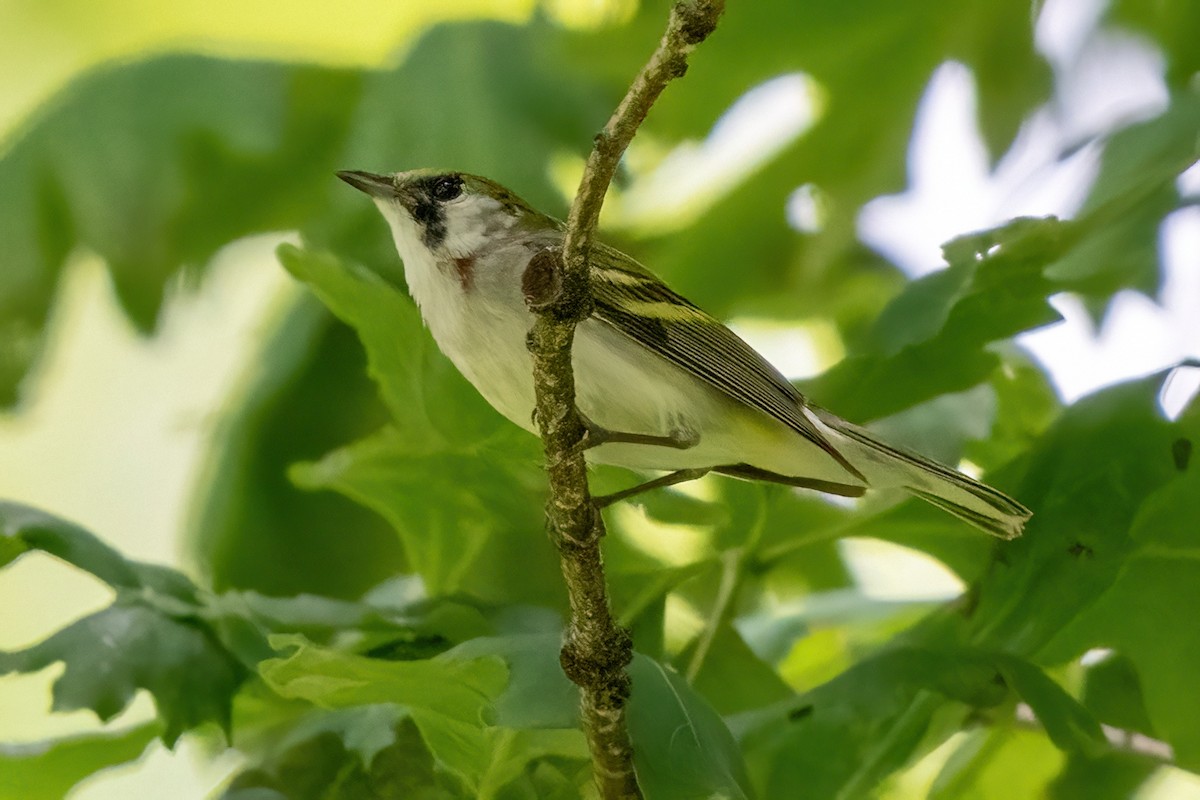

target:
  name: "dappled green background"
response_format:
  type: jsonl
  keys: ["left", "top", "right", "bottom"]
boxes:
{"left": 1, "top": 0, "right": 1198, "bottom": 798}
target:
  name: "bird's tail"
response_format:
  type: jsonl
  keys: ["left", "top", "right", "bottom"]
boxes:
{"left": 813, "top": 410, "right": 1032, "bottom": 540}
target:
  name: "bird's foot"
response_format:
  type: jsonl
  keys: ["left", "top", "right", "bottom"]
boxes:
{"left": 594, "top": 467, "right": 712, "bottom": 508}
{"left": 573, "top": 410, "right": 700, "bottom": 455}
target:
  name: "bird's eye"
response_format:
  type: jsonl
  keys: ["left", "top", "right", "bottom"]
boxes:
{"left": 431, "top": 176, "right": 463, "bottom": 203}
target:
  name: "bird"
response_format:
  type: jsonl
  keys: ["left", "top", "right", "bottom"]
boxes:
{"left": 336, "top": 168, "right": 1031, "bottom": 539}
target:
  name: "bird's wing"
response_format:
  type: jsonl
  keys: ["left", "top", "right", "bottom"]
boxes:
{"left": 587, "top": 244, "right": 863, "bottom": 480}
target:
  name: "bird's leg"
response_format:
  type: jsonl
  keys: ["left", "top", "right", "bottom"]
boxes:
{"left": 574, "top": 410, "right": 700, "bottom": 454}
{"left": 594, "top": 468, "right": 712, "bottom": 508}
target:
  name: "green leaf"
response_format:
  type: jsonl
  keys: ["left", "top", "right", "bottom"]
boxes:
{"left": 1046, "top": 94, "right": 1200, "bottom": 300}
{"left": 279, "top": 246, "right": 560, "bottom": 604}
{"left": 965, "top": 348, "right": 1061, "bottom": 471}
{"left": 803, "top": 216, "right": 1066, "bottom": 422}
{"left": 0, "top": 600, "right": 245, "bottom": 745}
{"left": 275, "top": 704, "right": 408, "bottom": 769}
{"left": 969, "top": 375, "right": 1183, "bottom": 655}
{"left": 579, "top": 0, "right": 1050, "bottom": 303}
{"left": 825, "top": 500, "right": 995, "bottom": 584}
{"left": 289, "top": 425, "right": 558, "bottom": 604}
{"left": 0, "top": 18, "right": 608, "bottom": 405}
{"left": 0, "top": 502, "right": 200, "bottom": 604}
{"left": 258, "top": 635, "right": 588, "bottom": 796}
{"left": 443, "top": 634, "right": 578, "bottom": 731}
{"left": 1110, "top": 0, "right": 1200, "bottom": 87}
{"left": 0, "top": 501, "right": 148, "bottom": 590}
{"left": 1048, "top": 750, "right": 1159, "bottom": 800}
{"left": 1080, "top": 654, "right": 1155, "bottom": 738}
{"left": 260, "top": 635, "right": 504, "bottom": 788}
{"left": 992, "top": 656, "right": 1107, "bottom": 758}
{"left": 929, "top": 727, "right": 1066, "bottom": 800}
{"left": 475, "top": 728, "right": 589, "bottom": 800}
{"left": 0, "top": 723, "right": 159, "bottom": 800}
{"left": 733, "top": 647, "right": 1008, "bottom": 799}
{"left": 686, "top": 625, "right": 795, "bottom": 717}
{"left": 1038, "top": 468, "right": 1200, "bottom": 770}
{"left": 276, "top": 244, "right": 503, "bottom": 444}
{"left": 260, "top": 634, "right": 506, "bottom": 720}
{"left": 0, "top": 57, "right": 362, "bottom": 403}
{"left": 0, "top": 503, "right": 246, "bottom": 744}
{"left": 223, "top": 715, "right": 461, "bottom": 800}
{"left": 187, "top": 296, "right": 403, "bottom": 599}
{"left": 627, "top": 655, "right": 755, "bottom": 800}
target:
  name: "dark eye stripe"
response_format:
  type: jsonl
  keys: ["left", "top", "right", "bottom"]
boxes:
{"left": 413, "top": 199, "right": 446, "bottom": 248}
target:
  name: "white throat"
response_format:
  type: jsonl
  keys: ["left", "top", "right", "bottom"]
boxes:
{"left": 375, "top": 194, "right": 539, "bottom": 431}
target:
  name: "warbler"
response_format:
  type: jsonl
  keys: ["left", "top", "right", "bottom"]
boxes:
{"left": 337, "top": 169, "right": 1031, "bottom": 539}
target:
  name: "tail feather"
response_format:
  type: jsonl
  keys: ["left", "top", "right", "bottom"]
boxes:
{"left": 812, "top": 410, "right": 1031, "bottom": 540}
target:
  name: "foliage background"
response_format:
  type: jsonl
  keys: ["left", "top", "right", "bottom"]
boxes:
{"left": 0, "top": 0, "right": 1198, "bottom": 798}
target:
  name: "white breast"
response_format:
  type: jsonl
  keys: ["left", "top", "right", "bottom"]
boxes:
{"left": 380, "top": 199, "right": 851, "bottom": 483}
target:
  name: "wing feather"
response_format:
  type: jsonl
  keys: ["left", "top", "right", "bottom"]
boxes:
{"left": 588, "top": 245, "right": 863, "bottom": 481}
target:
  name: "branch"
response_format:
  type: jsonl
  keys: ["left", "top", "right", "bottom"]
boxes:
{"left": 526, "top": 2, "right": 725, "bottom": 798}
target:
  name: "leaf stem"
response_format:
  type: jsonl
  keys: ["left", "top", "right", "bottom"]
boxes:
{"left": 685, "top": 489, "right": 768, "bottom": 682}
{"left": 526, "top": 2, "right": 725, "bottom": 797}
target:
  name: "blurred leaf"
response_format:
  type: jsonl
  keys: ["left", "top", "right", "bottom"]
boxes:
{"left": 992, "top": 656, "right": 1107, "bottom": 758}
{"left": 565, "top": 0, "right": 1050, "bottom": 336}
{"left": 685, "top": 625, "right": 794, "bottom": 716}
{"left": 1, "top": 501, "right": 140, "bottom": 584}
{"left": 864, "top": 383, "right": 997, "bottom": 467}
{"left": 965, "top": 348, "right": 1061, "bottom": 471}
{"left": 627, "top": 655, "right": 754, "bottom": 800}
{"left": 290, "top": 426, "right": 553, "bottom": 602}
{"left": 275, "top": 704, "right": 408, "bottom": 769}
{"left": 740, "top": 590, "right": 938, "bottom": 668}
{"left": 1110, "top": 0, "right": 1200, "bottom": 87}
{"left": 334, "top": 21, "right": 605, "bottom": 218}
{"left": 834, "top": 501, "right": 997, "bottom": 585}
{"left": 1049, "top": 750, "right": 1159, "bottom": 800}
{"left": 929, "top": 727, "right": 1065, "bottom": 800}
{"left": 602, "top": 529, "right": 717, "bottom": 650}
{"left": 0, "top": 57, "right": 360, "bottom": 403}
{"left": 1081, "top": 654, "right": 1155, "bottom": 738}
{"left": 1046, "top": 94, "right": 1200, "bottom": 300}
{"left": 0, "top": 19, "right": 608, "bottom": 405}
{"left": 211, "top": 590, "right": 406, "bottom": 637}
{"left": 188, "top": 297, "right": 402, "bottom": 599}
{"left": 0, "top": 723, "right": 159, "bottom": 800}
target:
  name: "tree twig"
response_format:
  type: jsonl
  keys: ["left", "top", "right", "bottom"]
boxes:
{"left": 685, "top": 490, "right": 768, "bottom": 682}
{"left": 526, "top": 2, "right": 725, "bottom": 797}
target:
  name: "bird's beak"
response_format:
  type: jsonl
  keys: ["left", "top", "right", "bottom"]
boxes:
{"left": 336, "top": 170, "right": 395, "bottom": 199}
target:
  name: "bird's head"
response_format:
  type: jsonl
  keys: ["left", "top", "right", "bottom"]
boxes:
{"left": 337, "top": 169, "right": 551, "bottom": 264}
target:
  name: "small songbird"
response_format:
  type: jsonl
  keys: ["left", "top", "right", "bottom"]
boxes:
{"left": 337, "top": 169, "right": 1031, "bottom": 539}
